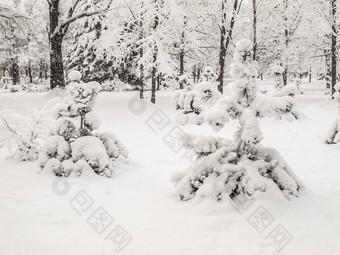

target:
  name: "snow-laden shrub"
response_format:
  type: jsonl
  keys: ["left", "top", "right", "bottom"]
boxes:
{"left": 202, "top": 66, "right": 216, "bottom": 82}
{"left": 272, "top": 65, "right": 285, "bottom": 89}
{"left": 40, "top": 70, "right": 128, "bottom": 178}
{"left": 0, "top": 99, "right": 58, "bottom": 161}
{"left": 326, "top": 83, "right": 340, "bottom": 144}
{"left": 101, "top": 76, "right": 129, "bottom": 92}
{"left": 4, "top": 77, "right": 49, "bottom": 93}
{"left": 172, "top": 39, "right": 303, "bottom": 202}
{"left": 72, "top": 136, "right": 113, "bottom": 177}
{"left": 271, "top": 84, "right": 298, "bottom": 97}
{"left": 172, "top": 82, "right": 222, "bottom": 125}
{"left": 6, "top": 85, "right": 22, "bottom": 93}
{"left": 325, "top": 118, "right": 340, "bottom": 144}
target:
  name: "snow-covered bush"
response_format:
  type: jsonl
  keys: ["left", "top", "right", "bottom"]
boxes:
{"left": 272, "top": 65, "right": 285, "bottom": 89}
{"left": 40, "top": 70, "right": 128, "bottom": 178}
{"left": 5, "top": 84, "right": 22, "bottom": 93}
{"left": 172, "top": 39, "right": 303, "bottom": 202}
{"left": 202, "top": 66, "right": 216, "bottom": 82}
{"left": 326, "top": 83, "right": 340, "bottom": 144}
{"left": 177, "top": 74, "right": 193, "bottom": 90}
{"left": 172, "top": 81, "right": 222, "bottom": 125}
{"left": 101, "top": 76, "right": 129, "bottom": 92}
{"left": 0, "top": 99, "right": 58, "bottom": 161}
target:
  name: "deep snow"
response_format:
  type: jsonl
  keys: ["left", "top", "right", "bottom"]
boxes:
{"left": 0, "top": 80, "right": 339, "bottom": 255}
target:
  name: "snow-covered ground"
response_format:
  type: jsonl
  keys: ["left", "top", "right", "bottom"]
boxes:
{"left": 0, "top": 80, "right": 339, "bottom": 255}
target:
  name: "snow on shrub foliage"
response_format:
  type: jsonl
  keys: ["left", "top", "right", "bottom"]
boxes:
{"left": 172, "top": 81, "right": 222, "bottom": 125}
{"left": 39, "top": 72, "right": 128, "bottom": 177}
{"left": 0, "top": 99, "right": 58, "bottom": 161}
{"left": 172, "top": 39, "right": 303, "bottom": 202}
{"left": 326, "top": 82, "right": 340, "bottom": 144}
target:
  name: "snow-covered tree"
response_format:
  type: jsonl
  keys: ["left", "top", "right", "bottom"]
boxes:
{"left": 0, "top": 99, "right": 57, "bottom": 161}
{"left": 172, "top": 39, "right": 303, "bottom": 202}
{"left": 66, "top": 3, "right": 112, "bottom": 83}
{"left": 47, "top": 0, "right": 113, "bottom": 89}
{"left": 172, "top": 81, "right": 222, "bottom": 125}
{"left": 39, "top": 71, "right": 128, "bottom": 177}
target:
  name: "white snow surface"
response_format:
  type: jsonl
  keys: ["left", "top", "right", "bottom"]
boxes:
{"left": 0, "top": 80, "right": 340, "bottom": 255}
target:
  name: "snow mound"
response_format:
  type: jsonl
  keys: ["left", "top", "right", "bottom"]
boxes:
{"left": 72, "top": 136, "right": 113, "bottom": 177}
{"left": 67, "top": 70, "right": 82, "bottom": 82}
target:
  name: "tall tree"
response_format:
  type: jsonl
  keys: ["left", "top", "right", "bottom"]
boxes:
{"left": 217, "top": 0, "right": 242, "bottom": 94}
{"left": 47, "top": 0, "right": 113, "bottom": 89}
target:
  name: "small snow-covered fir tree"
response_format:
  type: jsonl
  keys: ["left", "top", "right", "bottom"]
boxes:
{"left": 202, "top": 66, "right": 216, "bottom": 82}
{"left": 269, "top": 65, "right": 300, "bottom": 98}
{"left": 39, "top": 71, "right": 128, "bottom": 177}
{"left": 172, "top": 82, "right": 222, "bottom": 125}
{"left": 172, "top": 39, "right": 303, "bottom": 201}
{"left": 272, "top": 65, "right": 285, "bottom": 90}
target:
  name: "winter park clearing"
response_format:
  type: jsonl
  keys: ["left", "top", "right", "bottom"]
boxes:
{"left": 0, "top": 80, "right": 339, "bottom": 255}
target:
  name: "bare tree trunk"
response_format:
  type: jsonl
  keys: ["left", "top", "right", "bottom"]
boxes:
{"left": 28, "top": 60, "right": 33, "bottom": 83}
{"left": 309, "top": 66, "right": 312, "bottom": 83}
{"left": 11, "top": 60, "right": 20, "bottom": 85}
{"left": 50, "top": 35, "right": 64, "bottom": 89}
{"left": 139, "top": 47, "right": 144, "bottom": 99}
{"left": 49, "top": 0, "right": 65, "bottom": 89}
{"left": 218, "top": 0, "right": 227, "bottom": 94}
{"left": 39, "top": 59, "right": 43, "bottom": 81}
{"left": 179, "top": 16, "right": 187, "bottom": 89}
{"left": 331, "top": 0, "right": 337, "bottom": 96}
{"left": 252, "top": 0, "right": 257, "bottom": 61}
{"left": 283, "top": 0, "right": 288, "bottom": 86}
{"left": 218, "top": 0, "right": 239, "bottom": 94}
{"left": 151, "top": 0, "right": 159, "bottom": 104}
{"left": 193, "top": 65, "right": 197, "bottom": 84}
{"left": 197, "top": 67, "right": 201, "bottom": 82}
{"left": 326, "top": 49, "right": 331, "bottom": 89}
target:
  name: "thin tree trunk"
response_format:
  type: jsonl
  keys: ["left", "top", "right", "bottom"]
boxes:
{"left": 139, "top": 47, "right": 144, "bottom": 99}
{"left": 11, "top": 61, "right": 20, "bottom": 85}
{"left": 39, "top": 59, "right": 43, "bottom": 81}
{"left": 331, "top": 0, "right": 337, "bottom": 96}
{"left": 151, "top": 0, "right": 159, "bottom": 104}
{"left": 218, "top": 0, "right": 239, "bottom": 94}
{"left": 28, "top": 60, "right": 33, "bottom": 83}
{"left": 179, "top": 16, "right": 187, "bottom": 89}
{"left": 252, "top": 0, "right": 257, "bottom": 61}
{"left": 218, "top": 0, "right": 227, "bottom": 94}
{"left": 193, "top": 65, "right": 197, "bottom": 84}
{"left": 326, "top": 49, "right": 331, "bottom": 89}
{"left": 283, "top": 0, "right": 288, "bottom": 86}
{"left": 197, "top": 68, "right": 201, "bottom": 82}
